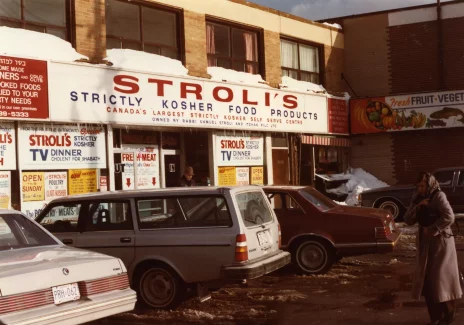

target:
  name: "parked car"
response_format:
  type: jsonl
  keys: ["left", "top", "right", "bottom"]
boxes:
{"left": 35, "top": 186, "right": 291, "bottom": 309}
{"left": 0, "top": 209, "right": 136, "bottom": 325}
{"left": 263, "top": 186, "right": 402, "bottom": 275}
{"left": 359, "top": 167, "right": 464, "bottom": 220}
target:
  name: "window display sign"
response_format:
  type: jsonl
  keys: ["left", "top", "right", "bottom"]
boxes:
{"left": 251, "top": 167, "right": 264, "bottom": 185}
{"left": 0, "top": 122, "right": 16, "bottom": 170}
{"left": 18, "top": 123, "right": 106, "bottom": 170}
{"left": 48, "top": 62, "right": 329, "bottom": 134}
{"left": 216, "top": 133, "right": 264, "bottom": 167}
{"left": 236, "top": 167, "right": 250, "bottom": 186}
{"left": 218, "top": 167, "right": 236, "bottom": 186}
{"left": 0, "top": 171, "right": 11, "bottom": 209}
{"left": 121, "top": 145, "right": 160, "bottom": 190}
{"left": 44, "top": 171, "right": 67, "bottom": 202}
{"left": 22, "top": 171, "right": 45, "bottom": 202}
{"left": 68, "top": 169, "right": 97, "bottom": 195}
{"left": 0, "top": 55, "right": 49, "bottom": 120}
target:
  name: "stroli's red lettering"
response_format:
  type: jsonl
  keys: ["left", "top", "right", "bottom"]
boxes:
{"left": 113, "top": 75, "right": 139, "bottom": 94}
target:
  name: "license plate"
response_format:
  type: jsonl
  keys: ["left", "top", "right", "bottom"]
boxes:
{"left": 257, "top": 230, "right": 271, "bottom": 247}
{"left": 52, "top": 283, "right": 80, "bottom": 305}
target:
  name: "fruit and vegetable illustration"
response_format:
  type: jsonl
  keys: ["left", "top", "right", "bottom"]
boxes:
{"left": 351, "top": 99, "right": 464, "bottom": 133}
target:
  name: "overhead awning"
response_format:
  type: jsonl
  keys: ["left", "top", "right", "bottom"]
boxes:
{"left": 301, "top": 135, "right": 351, "bottom": 147}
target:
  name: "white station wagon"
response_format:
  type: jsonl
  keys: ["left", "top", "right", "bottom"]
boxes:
{"left": 36, "top": 186, "right": 291, "bottom": 309}
{"left": 0, "top": 210, "right": 137, "bottom": 325}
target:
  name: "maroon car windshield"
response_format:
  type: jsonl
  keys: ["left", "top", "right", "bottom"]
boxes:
{"left": 299, "top": 188, "right": 337, "bottom": 212}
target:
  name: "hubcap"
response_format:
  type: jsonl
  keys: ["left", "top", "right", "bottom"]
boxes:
{"left": 141, "top": 269, "right": 175, "bottom": 307}
{"left": 380, "top": 201, "right": 399, "bottom": 219}
{"left": 299, "top": 243, "right": 326, "bottom": 272}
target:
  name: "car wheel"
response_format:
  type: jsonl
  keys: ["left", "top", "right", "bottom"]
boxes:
{"left": 137, "top": 265, "right": 184, "bottom": 309}
{"left": 293, "top": 239, "right": 335, "bottom": 275}
{"left": 378, "top": 200, "right": 404, "bottom": 221}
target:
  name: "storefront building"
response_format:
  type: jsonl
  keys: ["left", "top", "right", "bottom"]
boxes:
{"left": 0, "top": 0, "right": 348, "bottom": 217}
{"left": 324, "top": 1, "right": 464, "bottom": 185}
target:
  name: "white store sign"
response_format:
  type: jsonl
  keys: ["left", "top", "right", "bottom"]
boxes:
{"left": 44, "top": 172, "right": 68, "bottom": 202}
{"left": 0, "top": 171, "right": 11, "bottom": 209}
{"left": 236, "top": 167, "right": 250, "bottom": 186}
{"left": 121, "top": 145, "right": 160, "bottom": 190}
{"left": 0, "top": 123, "right": 16, "bottom": 170}
{"left": 18, "top": 123, "right": 107, "bottom": 170}
{"left": 48, "top": 62, "right": 329, "bottom": 134}
{"left": 216, "top": 133, "right": 264, "bottom": 166}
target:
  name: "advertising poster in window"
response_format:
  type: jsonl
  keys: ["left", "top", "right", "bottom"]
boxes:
{"left": 236, "top": 167, "right": 250, "bottom": 186}
{"left": 22, "top": 171, "right": 45, "bottom": 202}
{"left": 44, "top": 172, "right": 68, "bottom": 202}
{"left": 18, "top": 124, "right": 106, "bottom": 170}
{"left": 0, "top": 123, "right": 16, "bottom": 170}
{"left": 218, "top": 167, "right": 236, "bottom": 186}
{"left": 0, "top": 171, "right": 11, "bottom": 209}
{"left": 120, "top": 145, "right": 160, "bottom": 190}
{"left": 251, "top": 167, "right": 264, "bottom": 185}
{"left": 68, "top": 169, "right": 97, "bottom": 195}
{"left": 0, "top": 55, "right": 49, "bottom": 120}
{"left": 216, "top": 133, "right": 264, "bottom": 167}
{"left": 48, "top": 62, "right": 329, "bottom": 134}
{"left": 21, "top": 201, "right": 48, "bottom": 219}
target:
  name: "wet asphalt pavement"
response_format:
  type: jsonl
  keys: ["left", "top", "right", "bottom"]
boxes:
{"left": 88, "top": 223, "right": 464, "bottom": 325}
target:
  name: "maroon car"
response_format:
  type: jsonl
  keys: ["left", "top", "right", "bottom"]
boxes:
{"left": 263, "top": 186, "right": 402, "bottom": 275}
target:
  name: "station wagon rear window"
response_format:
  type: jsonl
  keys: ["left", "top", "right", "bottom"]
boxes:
{"left": 235, "top": 191, "right": 273, "bottom": 227}
{"left": 38, "top": 203, "right": 81, "bottom": 233}
{"left": 137, "top": 195, "right": 232, "bottom": 229}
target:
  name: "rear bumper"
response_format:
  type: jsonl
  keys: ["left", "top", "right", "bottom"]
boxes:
{"left": 222, "top": 250, "right": 291, "bottom": 280}
{"left": 377, "top": 228, "right": 403, "bottom": 254}
{"left": 1, "top": 288, "right": 136, "bottom": 325}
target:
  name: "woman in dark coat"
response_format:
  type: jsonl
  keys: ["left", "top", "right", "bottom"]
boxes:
{"left": 404, "top": 172, "right": 462, "bottom": 325}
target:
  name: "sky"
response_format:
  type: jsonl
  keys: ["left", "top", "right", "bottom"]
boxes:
{"left": 249, "top": 0, "right": 450, "bottom": 21}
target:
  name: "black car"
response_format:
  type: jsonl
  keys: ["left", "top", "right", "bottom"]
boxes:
{"left": 359, "top": 167, "right": 464, "bottom": 220}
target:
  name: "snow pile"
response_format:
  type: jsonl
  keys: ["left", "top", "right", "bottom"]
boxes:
{"left": 0, "top": 27, "right": 87, "bottom": 62}
{"left": 280, "top": 76, "right": 326, "bottom": 93}
{"left": 207, "top": 67, "right": 269, "bottom": 86}
{"left": 327, "top": 168, "right": 389, "bottom": 206}
{"left": 323, "top": 22, "right": 343, "bottom": 29}
{"left": 105, "top": 49, "right": 188, "bottom": 76}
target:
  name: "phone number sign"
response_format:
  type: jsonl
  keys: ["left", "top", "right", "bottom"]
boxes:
{"left": 0, "top": 55, "right": 49, "bottom": 119}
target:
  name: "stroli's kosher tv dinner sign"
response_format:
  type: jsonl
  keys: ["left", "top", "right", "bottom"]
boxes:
{"left": 18, "top": 123, "right": 106, "bottom": 170}
{"left": 48, "top": 62, "right": 329, "bottom": 134}
{"left": 216, "top": 133, "right": 264, "bottom": 166}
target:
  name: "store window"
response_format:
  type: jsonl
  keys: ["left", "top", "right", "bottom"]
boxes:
{"left": 0, "top": 0, "right": 70, "bottom": 41}
{"left": 206, "top": 21, "right": 260, "bottom": 74}
{"left": 185, "top": 131, "right": 210, "bottom": 186}
{"left": 106, "top": 0, "right": 180, "bottom": 59}
{"left": 281, "top": 38, "right": 321, "bottom": 84}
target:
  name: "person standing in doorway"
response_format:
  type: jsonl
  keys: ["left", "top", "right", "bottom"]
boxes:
{"left": 179, "top": 166, "right": 195, "bottom": 187}
{"left": 404, "top": 172, "right": 462, "bottom": 325}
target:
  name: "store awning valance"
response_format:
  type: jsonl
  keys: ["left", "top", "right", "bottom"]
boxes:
{"left": 301, "top": 135, "right": 351, "bottom": 147}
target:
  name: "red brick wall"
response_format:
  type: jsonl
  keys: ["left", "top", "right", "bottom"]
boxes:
{"left": 388, "top": 21, "right": 440, "bottom": 94}
{"left": 442, "top": 17, "right": 464, "bottom": 90}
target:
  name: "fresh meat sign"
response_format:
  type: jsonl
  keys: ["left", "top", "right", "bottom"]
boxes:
{"left": 48, "top": 62, "right": 329, "bottom": 134}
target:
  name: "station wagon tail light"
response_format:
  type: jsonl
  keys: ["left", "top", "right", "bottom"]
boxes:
{"left": 375, "top": 226, "right": 391, "bottom": 239}
{"left": 278, "top": 224, "right": 282, "bottom": 248}
{"left": 235, "top": 234, "right": 248, "bottom": 262}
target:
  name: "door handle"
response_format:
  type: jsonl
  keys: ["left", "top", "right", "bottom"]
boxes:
{"left": 120, "top": 237, "right": 132, "bottom": 243}
{"left": 62, "top": 239, "right": 73, "bottom": 245}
